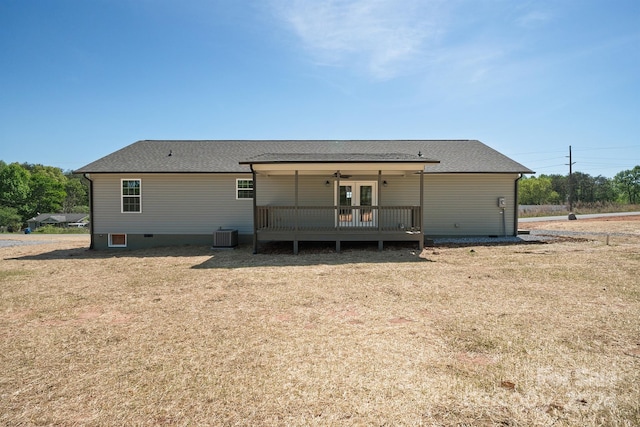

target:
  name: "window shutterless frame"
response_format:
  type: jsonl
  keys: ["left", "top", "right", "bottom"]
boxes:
{"left": 236, "top": 178, "right": 253, "bottom": 199}
{"left": 121, "top": 179, "right": 142, "bottom": 213}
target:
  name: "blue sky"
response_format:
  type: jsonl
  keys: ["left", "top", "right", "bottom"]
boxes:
{"left": 1, "top": 0, "right": 639, "bottom": 178}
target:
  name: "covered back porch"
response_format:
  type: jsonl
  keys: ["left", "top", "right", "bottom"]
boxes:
{"left": 240, "top": 153, "right": 438, "bottom": 254}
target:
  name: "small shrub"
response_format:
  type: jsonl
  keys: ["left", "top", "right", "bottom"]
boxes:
{"left": 33, "top": 225, "right": 88, "bottom": 234}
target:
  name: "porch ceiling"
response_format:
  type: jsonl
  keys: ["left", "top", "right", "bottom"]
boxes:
{"left": 250, "top": 164, "right": 433, "bottom": 175}
{"left": 241, "top": 153, "right": 439, "bottom": 175}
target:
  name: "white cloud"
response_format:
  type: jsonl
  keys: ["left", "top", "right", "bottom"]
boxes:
{"left": 516, "top": 10, "right": 551, "bottom": 29}
{"left": 271, "top": 0, "right": 447, "bottom": 80}
{"left": 269, "top": 0, "right": 560, "bottom": 92}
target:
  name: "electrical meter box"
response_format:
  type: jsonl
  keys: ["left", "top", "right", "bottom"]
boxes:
{"left": 497, "top": 197, "right": 506, "bottom": 208}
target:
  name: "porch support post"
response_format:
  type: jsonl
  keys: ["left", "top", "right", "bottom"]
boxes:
{"left": 294, "top": 170, "right": 299, "bottom": 255}
{"left": 251, "top": 166, "right": 258, "bottom": 254}
{"left": 336, "top": 171, "right": 340, "bottom": 253}
{"left": 419, "top": 168, "right": 424, "bottom": 250}
{"left": 378, "top": 170, "right": 383, "bottom": 251}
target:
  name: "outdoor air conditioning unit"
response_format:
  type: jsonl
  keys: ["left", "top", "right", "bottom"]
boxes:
{"left": 213, "top": 228, "right": 238, "bottom": 248}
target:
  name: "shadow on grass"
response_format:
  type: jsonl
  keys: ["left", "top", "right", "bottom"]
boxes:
{"left": 194, "top": 241, "right": 433, "bottom": 269}
{"left": 3, "top": 244, "right": 210, "bottom": 261}
{"left": 4, "top": 240, "right": 432, "bottom": 266}
{"left": 192, "top": 239, "right": 552, "bottom": 269}
{"left": 4, "top": 239, "right": 550, "bottom": 268}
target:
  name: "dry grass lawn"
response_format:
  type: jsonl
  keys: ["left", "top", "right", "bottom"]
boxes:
{"left": 1, "top": 218, "right": 639, "bottom": 426}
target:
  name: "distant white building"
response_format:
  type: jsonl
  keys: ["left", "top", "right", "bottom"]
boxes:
{"left": 28, "top": 213, "right": 89, "bottom": 230}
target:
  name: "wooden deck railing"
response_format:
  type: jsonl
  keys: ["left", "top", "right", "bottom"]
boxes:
{"left": 256, "top": 206, "right": 421, "bottom": 232}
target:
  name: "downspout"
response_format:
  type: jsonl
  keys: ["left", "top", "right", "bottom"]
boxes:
{"left": 250, "top": 165, "right": 258, "bottom": 254}
{"left": 377, "top": 170, "right": 382, "bottom": 233}
{"left": 336, "top": 171, "right": 341, "bottom": 231}
{"left": 83, "top": 173, "right": 95, "bottom": 250}
{"left": 419, "top": 169, "right": 424, "bottom": 249}
{"left": 294, "top": 170, "right": 299, "bottom": 232}
{"left": 513, "top": 174, "right": 522, "bottom": 236}
{"left": 335, "top": 171, "right": 341, "bottom": 253}
{"left": 294, "top": 170, "right": 299, "bottom": 255}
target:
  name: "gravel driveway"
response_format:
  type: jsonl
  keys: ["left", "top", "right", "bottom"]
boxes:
{"left": 0, "top": 234, "right": 89, "bottom": 248}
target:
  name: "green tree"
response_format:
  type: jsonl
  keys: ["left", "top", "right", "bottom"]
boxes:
{"left": 593, "top": 175, "right": 617, "bottom": 202}
{"left": 544, "top": 172, "right": 616, "bottom": 205}
{"left": 26, "top": 165, "right": 67, "bottom": 218}
{"left": 0, "top": 163, "right": 31, "bottom": 212}
{"left": 63, "top": 174, "right": 89, "bottom": 212}
{"left": 0, "top": 206, "right": 22, "bottom": 231}
{"left": 546, "top": 174, "right": 568, "bottom": 204}
{"left": 519, "top": 176, "right": 560, "bottom": 205}
{"left": 572, "top": 172, "right": 596, "bottom": 203}
{"left": 614, "top": 166, "right": 640, "bottom": 204}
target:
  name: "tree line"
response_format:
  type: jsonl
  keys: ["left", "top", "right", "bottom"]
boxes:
{"left": 0, "top": 161, "right": 89, "bottom": 231}
{"left": 518, "top": 166, "right": 640, "bottom": 205}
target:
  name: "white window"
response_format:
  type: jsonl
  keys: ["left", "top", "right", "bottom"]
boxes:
{"left": 236, "top": 179, "right": 253, "bottom": 199}
{"left": 108, "top": 233, "right": 127, "bottom": 248}
{"left": 121, "top": 179, "right": 141, "bottom": 213}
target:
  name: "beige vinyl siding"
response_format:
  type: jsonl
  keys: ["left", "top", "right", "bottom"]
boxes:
{"left": 256, "top": 174, "right": 418, "bottom": 229}
{"left": 91, "top": 172, "right": 518, "bottom": 241}
{"left": 377, "top": 175, "right": 422, "bottom": 206}
{"left": 91, "top": 173, "right": 253, "bottom": 234}
{"left": 257, "top": 174, "right": 382, "bottom": 206}
{"left": 255, "top": 175, "right": 295, "bottom": 205}
{"left": 256, "top": 173, "right": 423, "bottom": 207}
{"left": 256, "top": 175, "right": 335, "bottom": 229}
{"left": 423, "top": 174, "right": 518, "bottom": 236}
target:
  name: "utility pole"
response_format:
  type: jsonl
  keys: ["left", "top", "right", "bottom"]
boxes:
{"left": 566, "top": 145, "right": 576, "bottom": 212}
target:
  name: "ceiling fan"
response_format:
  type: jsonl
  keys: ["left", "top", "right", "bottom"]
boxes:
{"left": 332, "top": 172, "right": 352, "bottom": 179}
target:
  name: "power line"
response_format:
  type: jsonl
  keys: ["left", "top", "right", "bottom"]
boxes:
{"left": 509, "top": 149, "right": 566, "bottom": 156}
{"left": 577, "top": 144, "right": 640, "bottom": 152}
{"left": 509, "top": 144, "right": 640, "bottom": 159}
{"left": 527, "top": 156, "right": 568, "bottom": 162}
{"left": 532, "top": 164, "right": 568, "bottom": 169}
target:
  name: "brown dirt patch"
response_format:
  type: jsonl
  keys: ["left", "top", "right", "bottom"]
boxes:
{"left": 580, "top": 214, "right": 640, "bottom": 222}
{"left": 389, "top": 316, "right": 415, "bottom": 324}
{"left": 520, "top": 214, "right": 640, "bottom": 229}
{"left": 625, "top": 347, "right": 640, "bottom": 358}
{"left": 520, "top": 214, "right": 640, "bottom": 244}
{"left": 456, "top": 352, "right": 497, "bottom": 366}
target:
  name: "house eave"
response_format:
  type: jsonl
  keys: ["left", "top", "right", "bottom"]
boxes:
{"left": 245, "top": 161, "right": 438, "bottom": 175}
{"left": 73, "top": 170, "right": 253, "bottom": 175}
{"left": 424, "top": 170, "right": 535, "bottom": 175}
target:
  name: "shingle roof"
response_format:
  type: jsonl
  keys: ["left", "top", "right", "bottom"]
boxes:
{"left": 240, "top": 152, "right": 438, "bottom": 164}
{"left": 74, "top": 140, "right": 534, "bottom": 174}
{"left": 29, "top": 213, "right": 89, "bottom": 223}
